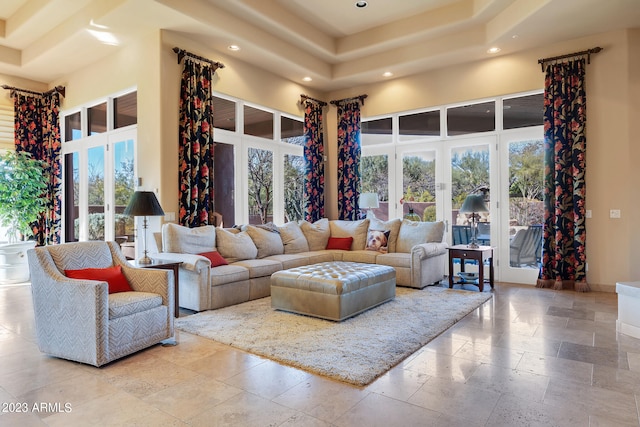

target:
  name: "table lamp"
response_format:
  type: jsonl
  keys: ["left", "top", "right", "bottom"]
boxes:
{"left": 359, "top": 192, "right": 379, "bottom": 219}
{"left": 124, "top": 191, "right": 165, "bottom": 264}
{"left": 459, "top": 194, "right": 488, "bottom": 249}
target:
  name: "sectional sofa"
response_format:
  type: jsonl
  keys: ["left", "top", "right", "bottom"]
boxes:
{"left": 152, "top": 218, "right": 448, "bottom": 312}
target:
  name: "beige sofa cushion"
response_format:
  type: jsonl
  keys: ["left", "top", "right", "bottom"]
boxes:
{"left": 329, "top": 219, "right": 369, "bottom": 251}
{"left": 215, "top": 228, "right": 258, "bottom": 263}
{"left": 162, "top": 223, "right": 216, "bottom": 254}
{"left": 396, "top": 220, "right": 446, "bottom": 253}
{"left": 279, "top": 221, "right": 310, "bottom": 254}
{"left": 300, "top": 218, "right": 330, "bottom": 251}
{"left": 245, "top": 225, "right": 284, "bottom": 258}
{"left": 368, "top": 218, "right": 402, "bottom": 253}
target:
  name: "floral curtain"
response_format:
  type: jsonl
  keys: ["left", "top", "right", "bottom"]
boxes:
{"left": 13, "top": 91, "right": 62, "bottom": 245}
{"left": 336, "top": 100, "right": 362, "bottom": 220}
{"left": 178, "top": 58, "right": 216, "bottom": 227}
{"left": 303, "top": 99, "right": 325, "bottom": 222}
{"left": 537, "top": 59, "right": 589, "bottom": 292}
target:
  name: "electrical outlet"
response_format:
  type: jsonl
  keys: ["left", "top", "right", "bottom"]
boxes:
{"left": 164, "top": 212, "right": 176, "bottom": 221}
{"left": 610, "top": 209, "right": 621, "bottom": 219}
{"left": 585, "top": 210, "right": 592, "bottom": 218}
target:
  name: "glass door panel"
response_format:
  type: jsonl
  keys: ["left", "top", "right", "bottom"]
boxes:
{"left": 248, "top": 147, "right": 273, "bottom": 224}
{"left": 400, "top": 150, "right": 437, "bottom": 221}
{"left": 450, "top": 144, "right": 490, "bottom": 244}
{"left": 87, "top": 146, "right": 105, "bottom": 240}
{"left": 284, "top": 154, "right": 304, "bottom": 223}
{"left": 113, "top": 138, "right": 135, "bottom": 245}
{"left": 499, "top": 130, "right": 544, "bottom": 284}
{"left": 361, "top": 154, "right": 389, "bottom": 220}
{"left": 64, "top": 152, "right": 80, "bottom": 242}
{"left": 447, "top": 141, "right": 491, "bottom": 282}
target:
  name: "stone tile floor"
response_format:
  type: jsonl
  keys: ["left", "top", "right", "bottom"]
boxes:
{"left": 0, "top": 281, "right": 638, "bottom": 426}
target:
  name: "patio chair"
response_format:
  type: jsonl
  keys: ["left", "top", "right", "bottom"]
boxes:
{"left": 509, "top": 225, "right": 543, "bottom": 267}
{"left": 27, "top": 241, "right": 175, "bottom": 366}
{"left": 452, "top": 225, "right": 472, "bottom": 245}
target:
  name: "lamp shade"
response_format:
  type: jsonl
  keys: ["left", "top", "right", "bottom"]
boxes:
{"left": 123, "top": 191, "right": 165, "bottom": 216}
{"left": 358, "top": 192, "right": 379, "bottom": 209}
{"left": 459, "top": 194, "right": 488, "bottom": 213}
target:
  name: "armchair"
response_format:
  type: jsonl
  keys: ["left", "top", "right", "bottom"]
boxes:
{"left": 27, "top": 241, "right": 174, "bottom": 367}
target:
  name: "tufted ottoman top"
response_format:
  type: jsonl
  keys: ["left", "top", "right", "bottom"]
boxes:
{"left": 271, "top": 261, "right": 396, "bottom": 295}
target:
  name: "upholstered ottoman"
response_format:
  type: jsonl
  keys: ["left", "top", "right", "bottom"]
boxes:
{"left": 270, "top": 261, "right": 396, "bottom": 321}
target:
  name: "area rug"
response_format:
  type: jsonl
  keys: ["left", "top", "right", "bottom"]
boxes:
{"left": 175, "top": 286, "right": 491, "bottom": 386}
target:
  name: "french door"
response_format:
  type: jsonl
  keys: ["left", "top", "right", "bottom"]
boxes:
{"left": 498, "top": 127, "right": 544, "bottom": 284}
{"left": 63, "top": 128, "right": 136, "bottom": 243}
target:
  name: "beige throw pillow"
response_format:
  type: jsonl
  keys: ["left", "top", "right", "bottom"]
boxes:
{"left": 300, "top": 218, "right": 330, "bottom": 251}
{"left": 368, "top": 218, "right": 402, "bottom": 253}
{"left": 162, "top": 223, "right": 216, "bottom": 254}
{"left": 215, "top": 228, "right": 258, "bottom": 263}
{"left": 245, "top": 225, "right": 284, "bottom": 258}
{"left": 329, "top": 219, "right": 370, "bottom": 251}
{"left": 279, "top": 221, "right": 310, "bottom": 254}
{"left": 396, "top": 220, "right": 446, "bottom": 253}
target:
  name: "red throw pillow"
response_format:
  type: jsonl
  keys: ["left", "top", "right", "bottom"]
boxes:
{"left": 326, "top": 236, "right": 353, "bottom": 251}
{"left": 65, "top": 265, "right": 133, "bottom": 294}
{"left": 198, "top": 251, "right": 228, "bottom": 267}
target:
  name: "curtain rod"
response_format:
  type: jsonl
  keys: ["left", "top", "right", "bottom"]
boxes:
{"left": 1, "top": 85, "right": 65, "bottom": 98}
{"left": 537, "top": 47, "right": 602, "bottom": 71}
{"left": 330, "top": 94, "right": 368, "bottom": 106}
{"left": 173, "top": 47, "right": 225, "bottom": 70}
{"left": 300, "top": 94, "right": 327, "bottom": 106}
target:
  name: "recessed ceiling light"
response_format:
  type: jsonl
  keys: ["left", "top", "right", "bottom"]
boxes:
{"left": 355, "top": 1, "right": 368, "bottom": 8}
{"left": 302, "top": 76, "right": 312, "bottom": 82}
{"left": 487, "top": 47, "right": 501, "bottom": 54}
{"left": 228, "top": 45, "right": 240, "bottom": 51}
{"left": 382, "top": 71, "right": 393, "bottom": 77}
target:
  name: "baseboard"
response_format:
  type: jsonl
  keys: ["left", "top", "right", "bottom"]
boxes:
{"left": 588, "top": 282, "right": 616, "bottom": 293}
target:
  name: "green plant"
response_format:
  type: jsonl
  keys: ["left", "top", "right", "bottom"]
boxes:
{"left": 0, "top": 151, "right": 48, "bottom": 242}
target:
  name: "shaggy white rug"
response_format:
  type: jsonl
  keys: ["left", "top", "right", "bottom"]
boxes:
{"left": 175, "top": 286, "right": 492, "bottom": 386}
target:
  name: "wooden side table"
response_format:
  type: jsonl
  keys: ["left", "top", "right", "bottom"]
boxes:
{"left": 130, "top": 259, "right": 182, "bottom": 317}
{"left": 448, "top": 245, "right": 494, "bottom": 292}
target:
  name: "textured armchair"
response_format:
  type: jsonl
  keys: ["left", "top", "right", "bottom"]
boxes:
{"left": 27, "top": 241, "right": 174, "bottom": 367}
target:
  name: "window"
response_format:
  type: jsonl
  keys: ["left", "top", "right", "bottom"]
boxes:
{"left": 399, "top": 110, "right": 439, "bottom": 141}
{"left": 64, "top": 112, "right": 81, "bottom": 141}
{"left": 61, "top": 90, "right": 137, "bottom": 243}
{"left": 88, "top": 102, "right": 107, "bottom": 135}
{"left": 114, "top": 92, "right": 137, "bottom": 129}
{"left": 361, "top": 117, "right": 392, "bottom": 146}
{"left": 213, "top": 94, "right": 304, "bottom": 225}
{"left": 213, "top": 96, "right": 236, "bottom": 132}
{"left": 244, "top": 105, "right": 273, "bottom": 139}
{"left": 503, "top": 94, "right": 544, "bottom": 129}
{"left": 0, "top": 104, "right": 13, "bottom": 150}
{"left": 360, "top": 91, "right": 543, "bottom": 284}
{"left": 447, "top": 101, "right": 495, "bottom": 136}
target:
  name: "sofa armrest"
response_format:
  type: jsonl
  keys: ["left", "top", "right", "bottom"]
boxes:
{"left": 411, "top": 242, "right": 448, "bottom": 260}
{"left": 152, "top": 252, "right": 211, "bottom": 273}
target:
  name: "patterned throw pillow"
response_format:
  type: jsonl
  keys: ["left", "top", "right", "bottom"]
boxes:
{"left": 365, "top": 229, "right": 391, "bottom": 254}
